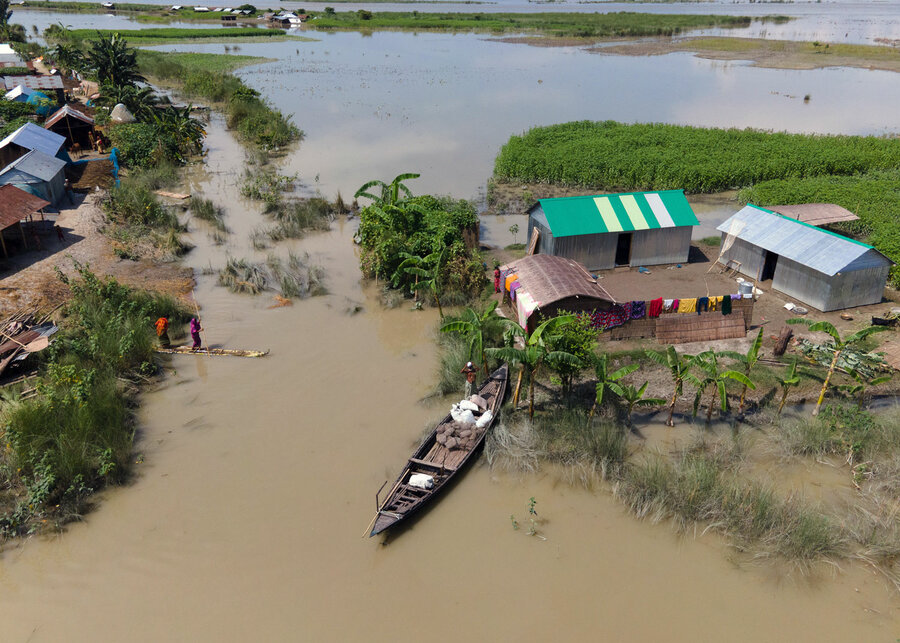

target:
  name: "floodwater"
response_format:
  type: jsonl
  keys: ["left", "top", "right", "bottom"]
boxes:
{"left": 1, "top": 11, "right": 900, "bottom": 642}
{"left": 0, "top": 119, "right": 898, "bottom": 641}
{"left": 138, "top": 28, "right": 900, "bottom": 204}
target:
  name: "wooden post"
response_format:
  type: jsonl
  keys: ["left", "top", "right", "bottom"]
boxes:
{"left": 0, "top": 229, "right": 7, "bottom": 257}
{"left": 18, "top": 221, "right": 27, "bottom": 248}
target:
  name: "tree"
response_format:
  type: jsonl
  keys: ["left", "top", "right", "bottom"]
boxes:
{"left": 776, "top": 359, "right": 801, "bottom": 416}
{"left": 645, "top": 346, "right": 694, "bottom": 427}
{"left": 509, "top": 223, "right": 519, "bottom": 244}
{"left": 50, "top": 43, "right": 85, "bottom": 76}
{"left": 486, "top": 316, "right": 578, "bottom": 419}
{"left": 86, "top": 32, "right": 145, "bottom": 88}
{"left": 688, "top": 350, "right": 755, "bottom": 423}
{"left": 440, "top": 301, "right": 515, "bottom": 375}
{"left": 544, "top": 313, "right": 596, "bottom": 399}
{"left": 786, "top": 319, "right": 889, "bottom": 416}
{"left": 590, "top": 353, "right": 639, "bottom": 418}
{"left": 719, "top": 328, "right": 764, "bottom": 415}
{"left": 96, "top": 83, "right": 158, "bottom": 121}
{"left": 150, "top": 105, "right": 205, "bottom": 162}
{"left": 617, "top": 382, "right": 664, "bottom": 428}
{"left": 837, "top": 368, "right": 892, "bottom": 410}
{"left": 354, "top": 172, "right": 420, "bottom": 207}
{"left": 396, "top": 248, "right": 446, "bottom": 317}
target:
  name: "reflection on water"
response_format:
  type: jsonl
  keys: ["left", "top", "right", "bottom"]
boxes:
{"left": 148, "top": 30, "right": 900, "bottom": 203}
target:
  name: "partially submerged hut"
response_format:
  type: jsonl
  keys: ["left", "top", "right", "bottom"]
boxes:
{"left": 0, "top": 149, "right": 67, "bottom": 206}
{"left": 44, "top": 104, "right": 95, "bottom": 150}
{"left": 0, "top": 122, "right": 69, "bottom": 167}
{"left": 500, "top": 254, "right": 614, "bottom": 330}
{"left": 0, "top": 185, "right": 50, "bottom": 257}
{"left": 527, "top": 190, "right": 698, "bottom": 271}
{"left": 717, "top": 204, "right": 892, "bottom": 312}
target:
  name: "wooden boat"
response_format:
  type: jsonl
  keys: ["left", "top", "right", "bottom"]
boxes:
{"left": 368, "top": 363, "right": 508, "bottom": 537}
{"left": 155, "top": 346, "right": 269, "bottom": 357}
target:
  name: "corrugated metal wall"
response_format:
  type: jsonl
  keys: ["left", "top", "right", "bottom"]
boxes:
{"left": 821, "top": 253, "right": 891, "bottom": 311}
{"left": 718, "top": 235, "right": 766, "bottom": 278}
{"left": 554, "top": 232, "right": 619, "bottom": 270}
{"left": 771, "top": 256, "right": 831, "bottom": 311}
{"left": 631, "top": 227, "right": 692, "bottom": 266}
{"left": 527, "top": 211, "right": 555, "bottom": 256}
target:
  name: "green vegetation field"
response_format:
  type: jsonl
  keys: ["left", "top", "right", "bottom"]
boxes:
{"left": 63, "top": 27, "right": 300, "bottom": 45}
{"left": 494, "top": 120, "right": 900, "bottom": 285}
{"left": 310, "top": 11, "right": 776, "bottom": 38}
{"left": 137, "top": 50, "right": 268, "bottom": 73}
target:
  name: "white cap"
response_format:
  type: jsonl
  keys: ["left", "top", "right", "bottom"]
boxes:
{"left": 466, "top": 362, "right": 473, "bottom": 367}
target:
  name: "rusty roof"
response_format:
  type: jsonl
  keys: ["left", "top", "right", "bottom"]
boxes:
{"left": 44, "top": 104, "right": 94, "bottom": 128}
{"left": 0, "top": 185, "right": 50, "bottom": 230}
{"left": 500, "top": 254, "right": 616, "bottom": 306}
{"left": 3, "top": 75, "right": 64, "bottom": 90}
{"left": 766, "top": 203, "right": 860, "bottom": 227}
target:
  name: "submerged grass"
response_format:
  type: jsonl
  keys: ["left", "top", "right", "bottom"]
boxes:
{"left": 191, "top": 197, "right": 227, "bottom": 232}
{"left": 218, "top": 252, "right": 326, "bottom": 299}
{"left": 62, "top": 27, "right": 297, "bottom": 45}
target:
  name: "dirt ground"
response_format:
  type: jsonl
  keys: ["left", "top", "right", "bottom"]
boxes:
{"left": 0, "top": 194, "right": 194, "bottom": 317}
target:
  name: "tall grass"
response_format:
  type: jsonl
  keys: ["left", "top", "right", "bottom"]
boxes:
{"left": 191, "top": 197, "right": 227, "bottom": 232}
{"left": 0, "top": 266, "right": 189, "bottom": 537}
{"left": 267, "top": 199, "right": 334, "bottom": 241}
{"left": 218, "top": 253, "right": 326, "bottom": 298}
{"left": 493, "top": 121, "right": 900, "bottom": 193}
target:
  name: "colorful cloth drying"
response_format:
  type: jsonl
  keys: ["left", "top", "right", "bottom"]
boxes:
{"left": 663, "top": 299, "right": 674, "bottom": 313}
{"left": 649, "top": 298, "right": 663, "bottom": 318}
{"left": 630, "top": 301, "right": 646, "bottom": 319}
{"left": 607, "top": 304, "right": 629, "bottom": 329}
{"left": 722, "top": 296, "right": 732, "bottom": 316}
{"left": 698, "top": 297, "right": 709, "bottom": 314}
{"left": 678, "top": 298, "right": 697, "bottom": 313}
{"left": 510, "top": 281, "right": 521, "bottom": 302}
{"left": 505, "top": 273, "right": 518, "bottom": 292}
{"left": 709, "top": 296, "right": 721, "bottom": 312}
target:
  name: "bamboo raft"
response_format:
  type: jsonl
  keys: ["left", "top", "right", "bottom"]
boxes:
{"left": 155, "top": 346, "right": 269, "bottom": 358}
{"left": 367, "top": 363, "right": 508, "bottom": 537}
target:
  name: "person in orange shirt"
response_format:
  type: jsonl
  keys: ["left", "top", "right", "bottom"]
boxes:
{"left": 155, "top": 316, "right": 171, "bottom": 348}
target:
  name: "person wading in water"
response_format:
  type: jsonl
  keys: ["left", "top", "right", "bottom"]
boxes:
{"left": 461, "top": 361, "right": 478, "bottom": 398}
{"left": 155, "top": 315, "right": 171, "bottom": 348}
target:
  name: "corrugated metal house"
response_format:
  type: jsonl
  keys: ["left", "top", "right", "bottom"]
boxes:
{"left": 44, "top": 104, "right": 95, "bottom": 149}
{"left": 0, "top": 122, "right": 69, "bottom": 167}
{"left": 0, "top": 149, "right": 67, "bottom": 206}
{"left": 717, "top": 204, "right": 893, "bottom": 311}
{"left": 527, "top": 190, "right": 698, "bottom": 271}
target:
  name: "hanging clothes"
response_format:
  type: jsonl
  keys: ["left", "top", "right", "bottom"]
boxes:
{"left": 504, "top": 273, "right": 518, "bottom": 292}
{"left": 606, "top": 305, "right": 628, "bottom": 329}
{"left": 662, "top": 299, "right": 674, "bottom": 313}
{"left": 648, "top": 298, "right": 663, "bottom": 318}
{"left": 697, "top": 297, "right": 709, "bottom": 314}
{"left": 510, "top": 280, "right": 521, "bottom": 302}
{"left": 672, "top": 299, "right": 680, "bottom": 312}
{"left": 630, "top": 301, "right": 646, "bottom": 319}
{"left": 709, "top": 296, "right": 721, "bottom": 312}
{"left": 722, "top": 296, "right": 732, "bottom": 315}
{"left": 678, "top": 298, "right": 697, "bottom": 313}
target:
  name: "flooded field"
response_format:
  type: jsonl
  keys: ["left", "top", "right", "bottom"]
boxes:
{"left": 1, "top": 9, "right": 900, "bottom": 641}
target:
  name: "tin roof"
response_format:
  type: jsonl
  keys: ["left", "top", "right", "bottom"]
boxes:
{"left": 500, "top": 254, "right": 616, "bottom": 306}
{"left": 44, "top": 104, "right": 94, "bottom": 128}
{"left": 0, "top": 122, "right": 66, "bottom": 158}
{"left": 3, "top": 75, "right": 64, "bottom": 90}
{"left": 766, "top": 203, "right": 859, "bottom": 227}
{"left": 0, "top": 185, "right": 50, "bottom": 230}
{"left": 717, "top": 204, "right": 891, "bottom": 276}
{"left": 533, "top": 190, "right": 698, "bottom": 238}
{"left": 0, "top": 149, "right": 67, "bottom": 182}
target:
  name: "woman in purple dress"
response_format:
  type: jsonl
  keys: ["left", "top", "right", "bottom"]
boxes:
{"left": 190, "top": 317, "right": 203, "bottom": 350}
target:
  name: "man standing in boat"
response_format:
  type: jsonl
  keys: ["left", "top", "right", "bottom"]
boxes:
{"left": 461, "top": 361, "right": 478, "bottom": 398}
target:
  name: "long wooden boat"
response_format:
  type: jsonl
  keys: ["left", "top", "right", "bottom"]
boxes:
{"left": 155, "top": 346, "right": 269, "bottom": 358}
{"left": 368, "top": 363, "right": 508, "bottom": 537}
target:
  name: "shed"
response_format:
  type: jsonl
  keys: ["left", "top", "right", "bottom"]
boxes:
{"left": 0, "top": 149, "right": 67, "bottom": 206}
{"left": 3, "top": 83, "right": 34, "bottom": 102}
{"left": 500, "top": 253, "right": 615, "bottom": 330}
{"left": 3, "top": 75, "right": 64, "bottom": 103}
{"left": 717, "top": 204, "right": 893, "bottom": 312}
{"left": 0, "top": 122, "right": 69, "bottom": 167}
{"left": 766, "top": 203, "right": 859, "bottom": 227}
{"left": 44, "top": 104, "right": 95, "bottom": 149}
{"left": 0, "top": 185, "right": 50, "bottom": 257}
{"left": 527, "top": 190, "right": 698, "bottom": 271}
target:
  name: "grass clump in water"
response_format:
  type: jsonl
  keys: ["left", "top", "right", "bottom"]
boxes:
{"left": 191, "top": 197, "right": 227, "bottom": 233}
{"left": 218, "top": 252, "right": 326, "bottom": 299}
{"left": 266, "top": 198, "right": 334, "bottom": 241}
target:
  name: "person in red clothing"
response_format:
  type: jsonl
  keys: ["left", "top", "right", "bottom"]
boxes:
{"left": 493, "top": 264, "right": 501, "bottom": 293}
{"left": 155, "top": 316, "right": 171, "bottom": 348}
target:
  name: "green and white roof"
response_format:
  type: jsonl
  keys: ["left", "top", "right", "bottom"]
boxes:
{"left": 532, "top": 190, "right": 698, "bottom": 238}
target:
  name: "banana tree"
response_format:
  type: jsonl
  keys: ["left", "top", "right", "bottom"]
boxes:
{"left": 617, "top": 382, "right": 665, "bottom": 428}
{"left": 590, "top": 353, "right": 639, "bottom": 418}
{"left": 397, "top": 248, "right": 446, "bottom": 317}
{"left": 440, "top": 301, "right": 516, "bottom": 375}
{"left": 786, "top": 319, "right": 889, "bottom": 416}
{"left": 354, "top": 173, "right": 421, "bottom": 206}
{"left": 687, "top": 350, "right": 755, "bottom": 423}
{"left": 486, "top": 315, "right": 577, "bottom": 419}
{"left": 644, "top": 346, "right": 694, "bottom": 427}
{"left": 776, "top": 359, "right": 801, "bottom": 416}
{"left": 837, "top": 368, "right": 893, "bottom": 410}
{"left": 718, "top": 328, "right": 764, "bottom": 415}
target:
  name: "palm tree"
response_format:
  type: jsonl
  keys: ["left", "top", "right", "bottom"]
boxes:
{"left": 617, "top": 382, "right": 665, "bottom": 427}
{"left": 786, "top": 319, "right": 889, "bottom": 416}
{"left": 776, "top": 359, "right": 801, "bottom": 416}
{"left": 96, "top": 83, "right": 159, "bottom": 121}
{"left": 87, "top": 32, "right": 145, "bottom": 88}
{"left": 645, "top": 346, "right": 694, "bottom": 427}
{"left": 440, "top": 301, "right": 515, "bottom": 375}
{"left": 688, "top": 350, "right": 755, "bottom": 423}
{"left": 151, "top": 105, "right": 205, "bottom": 161}
{"left": 590, "top": 353, "right": 638, "bottom": 418}
{"left": 719, "top": 328, "right": 764, "bottom": 415}
{"left": 354, "top": 173, "right": 420, "bottom": 207}
{"left": 50, "top": 43, "right": 85, "bottom": 76}
{"left": 486, "top": 316, "right": 577, "bottom": 419}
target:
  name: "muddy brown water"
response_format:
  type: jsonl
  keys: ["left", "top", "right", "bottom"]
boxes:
{"left": 0, "top": 119, "right": 898, "bottom": 641}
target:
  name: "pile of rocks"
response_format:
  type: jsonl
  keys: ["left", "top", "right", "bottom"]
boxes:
{"left": 435, "top": 421, "right": 484, "bottom": 451}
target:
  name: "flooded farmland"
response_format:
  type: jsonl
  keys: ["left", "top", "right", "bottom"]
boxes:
{"left": 1, "top": 9, "right": 900, "bottom": 641}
